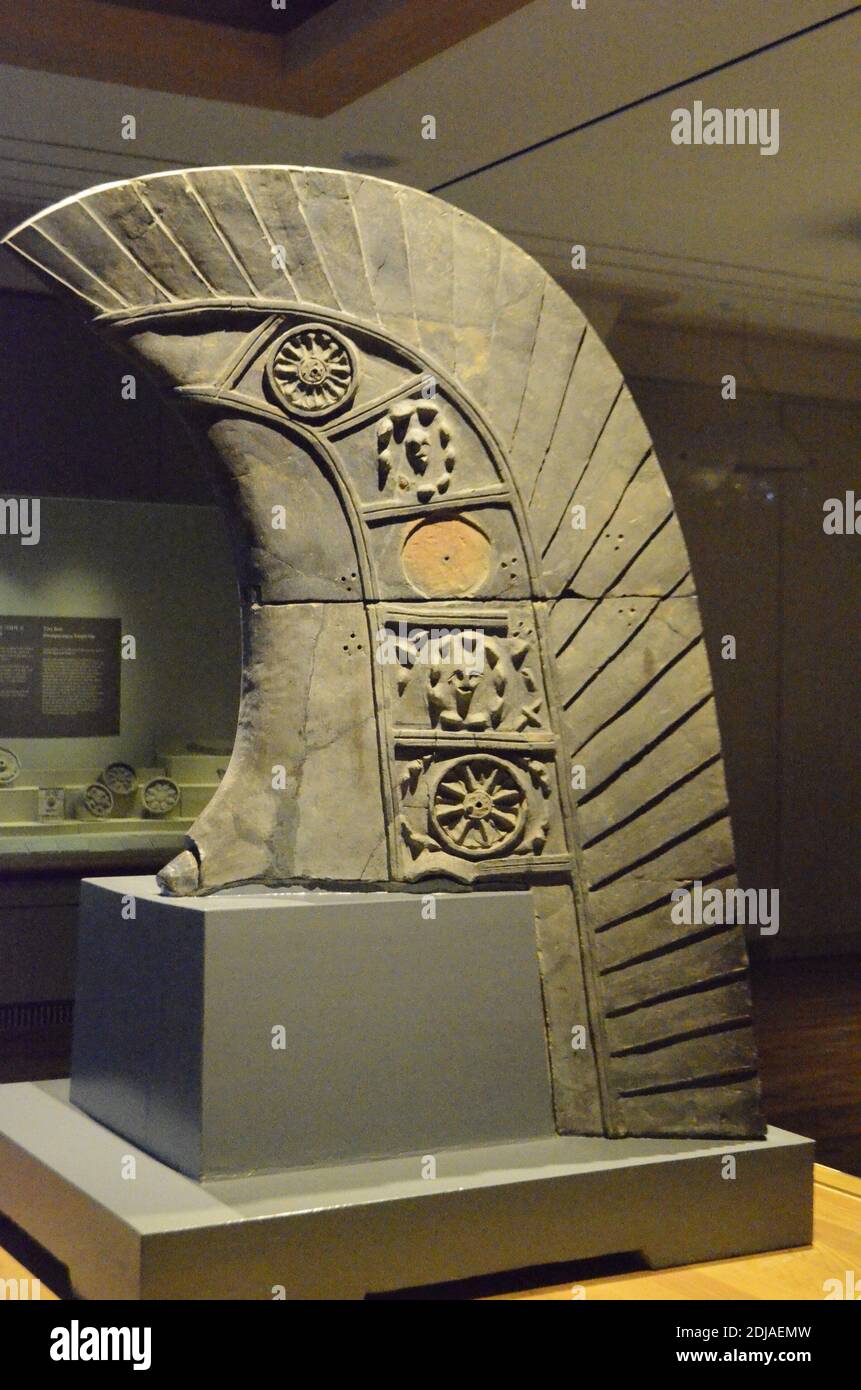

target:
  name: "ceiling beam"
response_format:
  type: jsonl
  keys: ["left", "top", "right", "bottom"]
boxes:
{"left": 0, "top": 0, "right": 535, "bottom": 116}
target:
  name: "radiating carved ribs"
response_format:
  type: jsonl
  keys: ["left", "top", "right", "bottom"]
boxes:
{"left": 1, "top": 165, "right": 764, "bottom": 1143}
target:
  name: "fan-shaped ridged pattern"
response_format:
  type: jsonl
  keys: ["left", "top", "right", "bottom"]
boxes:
{"left": 3, "top": 167, "right": 762, "bottom": 1139}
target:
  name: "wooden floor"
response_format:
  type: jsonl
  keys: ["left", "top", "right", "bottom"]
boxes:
{"left": 749, "top": 956, "right": 861, "bottom": 1177}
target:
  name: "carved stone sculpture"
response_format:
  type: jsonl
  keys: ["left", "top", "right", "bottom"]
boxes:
{"left": 82, "top": 782, "right": 114, "bottom": 818}
{"left": 0, "top": 747, "right": 20, "bottom": 785}
{"left": 142, "top": 775, "right": 180, "bottom": 817}
{"left": 102, "top": 761, "right": 137, "bottom": 796}
{"left": 3, "top": 167, "right": 764, "bottom": 1141}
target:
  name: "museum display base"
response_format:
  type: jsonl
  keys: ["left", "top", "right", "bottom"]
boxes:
{"left": 0, "top": 1080, "right": 813, "bottom": 1299}
{"left": 70, "top": 879, "right": 558, "bottom": 1176}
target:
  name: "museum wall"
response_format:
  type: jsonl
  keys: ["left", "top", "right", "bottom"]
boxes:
{"left": 0, "top": 292, "right": 206, "bottom": 504}
{"left": 0, "top": 496, "right": 239, "bottom": 772}
{"left": 1, "top": 290, "right": 858, "bottom": 969}
{"left": 0, "top": 487, "right": 240, "bottom": 1022}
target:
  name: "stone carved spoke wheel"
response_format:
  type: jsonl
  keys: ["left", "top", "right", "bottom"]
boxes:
{"left": 267, "top": 324, "right": 358, "bottom": 420}
{"left": 430, "top": 755, "right": 528, "bottom": 859}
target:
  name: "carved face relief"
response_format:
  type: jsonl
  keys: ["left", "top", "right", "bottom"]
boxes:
{"left": 377, "top": 399, "right": 456, "bottom": 502}
{"left": 449, "top": 666, "right": 481, "bottom": 699}
{"left": 267, "top": 324, "right": 359, "bottom": 419}
{"left": 428, "top": 646, "right": 503, "bottom": 730}
{"left": 380, "top": 610, "right": 546, "bottom": 738}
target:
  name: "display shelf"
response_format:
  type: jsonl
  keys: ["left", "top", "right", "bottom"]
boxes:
{"left": 0, "top": 819, "right": 195, "bottom": 838}
{"left": 0, "top": 828, "right": 192, "bottom": 872}
{"left": 0, "top": 748, "right": 223, "bottom": 860}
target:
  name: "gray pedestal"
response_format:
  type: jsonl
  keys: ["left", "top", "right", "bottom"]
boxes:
{"left": 71, "top": 877, "right": 556, "bottom": 1178}
{"left": 0, "top": 876, "right": 813, "bottom": 1298}
{"left": 0, "top": 1081, "right": 813, "bottom": 1299}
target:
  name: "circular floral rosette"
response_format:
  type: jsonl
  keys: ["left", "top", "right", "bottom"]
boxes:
{"left": 267, "top": 324, "right": 359, "bottom": 420}
{"left": 0, "top": 747, "right": 21, "bottom": 785}
{"left": 83, "top": 782, "right": 114, "bottom": 818}
{"left": 103, "top": 762, "right": 138, "bottom": 796}
{"left": 142, "top": 777, "right": 180, "bottom": 817}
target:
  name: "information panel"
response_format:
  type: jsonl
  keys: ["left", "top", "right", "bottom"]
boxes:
{"left": 0, "top": 617, "right": 121, "bottom": 737}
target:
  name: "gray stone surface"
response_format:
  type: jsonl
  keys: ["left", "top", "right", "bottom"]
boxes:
{"left": 2, "top": 167, "right": 762, "bottom": 1142}
{"left": 71, "top": 877, "right": 556, "bottom": 1178}
{"left": 0, "top": 1079, "right": 813, "bottom": 1299}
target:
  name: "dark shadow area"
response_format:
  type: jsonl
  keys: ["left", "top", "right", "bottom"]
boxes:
{"left": 367, "top": 1249, "right": 647, "bottom": 1299}
{"left": 0, "top": 291, "right": 210, "bottom": 504}
{"left": 0, "top": 1212, "right": 75, "bottom": 1299}
{"left": 750, "top": 955, "right": 861, "bottom": 1177}
{"left": 0, "top": 1001, "right": 72, "bottom": 1083}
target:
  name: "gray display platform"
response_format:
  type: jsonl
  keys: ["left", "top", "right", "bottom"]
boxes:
{"left": 0, "top": 1081, "right": 813, "bottom": 1299}
{"left": 71, "top": 878, "right": 556, "bottom": 1177}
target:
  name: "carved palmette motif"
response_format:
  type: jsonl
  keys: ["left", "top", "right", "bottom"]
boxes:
{"left": 3, "top": 166, "right": 764, "bottom": 1142}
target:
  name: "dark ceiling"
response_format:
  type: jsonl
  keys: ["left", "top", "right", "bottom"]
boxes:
{"left": 94, "top": 0, "right": 338, "bottom": 35}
